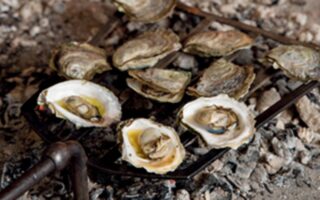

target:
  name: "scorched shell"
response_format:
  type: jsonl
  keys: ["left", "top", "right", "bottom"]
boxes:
{"left": 187, "top": 59, "right": 255, "bottom": 99}
{"left": 265, "top": 45, "right": 320, "bottom": 81}
{"left": 179, "top": 94, "right": 255, "bottom": 149}
{"left": 112, "top": 0, "right": 176, "bottom": 23}
{"left": 50, "top": 42, "right": 111, "bottom": 80}
{"left": 112, "top": 30, "right": 181, "bottom": 71}
{"left": 37, "top": 80, "right": 121, "bottom": 128}
{"left": 183, "top": 30, "right": 253, "bottom": 57}
{"left": 119, "top": 118, "right": 185, "bottom": 174}
{"left": 127, "top": 68, "right": 191, "bottom": 103}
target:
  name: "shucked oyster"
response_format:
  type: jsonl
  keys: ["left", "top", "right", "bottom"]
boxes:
{"left": 179, "top": 95, "right": 255, "bottom": 149}
{"left": 50, "top": 42, "right": 111, "bottom": 80}
{"left": 188, "top": 59, "right": 255, "bottom": 99}
{"left": 112, "top": 0, "right": 176, "bottom": 23}
{"left": 183, "top": 30, "right": 253, "bottom": 57}
{"left": 119, "top": 118, "right": 185, "bottom": 174}
{"left": 265, "top": 45, "right": 320, "bottom": 81}
{"left": 127, "top": 68, "right": 191, "bottom": 103}
{"left": 113, "top": 30, "right": 181, "bottom": 71}
{"left": 37, "top": 80, "right": 121, "bottom": 128}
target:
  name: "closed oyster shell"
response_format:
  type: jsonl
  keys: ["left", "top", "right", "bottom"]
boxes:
{"left": 183, "top": 30, "right": 253, "bottom": 57}
{"left": 266, "top": 45, "right": 320, "bottom": 81}
{"left": 127, "top": 68, "right": 191, "bottom": 103}
{"left": 50, "top": 42, "right": 111, "bottom": 80}
{"left": 187, "top": 59, "right": 255, "bottom": 99}
{"left": 37, "top": 80, "right": 121, "bottom": 128}
{"left": 112, "top": 30, "right": 181, "bottom": 71}
{"left": 112, "top": 0, "right": 176, "bottom": 22}
{"left": 179, "top": 94, "right": 255, "bottom": 149}
{"left": 119, "top": 118, "right": 185, "bottom": 174}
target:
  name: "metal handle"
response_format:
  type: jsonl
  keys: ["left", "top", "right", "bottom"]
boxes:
{"left": 0, "top": 140, "right": 89, "bottom": 200}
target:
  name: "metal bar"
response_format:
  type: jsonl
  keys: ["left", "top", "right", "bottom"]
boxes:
{"left": 0, "top": 141, "right": 89, "bottom": 200}
{"left": 0, "top": 159, "right": 55, "bottom": 200}
{"left": 176, "top": 2, "right": 319, "bottom": 49}
{"left": 255, "top": 81, "right": 320, "bottom": 129}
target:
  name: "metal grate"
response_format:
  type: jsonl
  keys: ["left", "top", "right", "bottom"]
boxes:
{"left": 22, "top": 2, "right": 320, "bottom": 180}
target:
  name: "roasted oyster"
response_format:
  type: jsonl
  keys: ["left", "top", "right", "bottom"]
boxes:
{"left": 119, "top": 118, "right": 185, "bottom": 174}
{"left": 127, "top": 68, "right": 191, "bottom": 103}
{"left": 112, "top": 0, "right": 176, "bottom": 22}
{"left": 188, "top": 59, "right": 255, "bottom": 99}
{"left": 183, "top": 30, "right": 253, "bottom": 57}
{"left": 113, "top": 30, "right": 181, "bottom": 71}
{"left": 179, "top": 95, "right": 255, "bottom": 149}
{"left": 50, "top": 42, "right": 111, "bottom": 80}
{"left": 37, "top": 80, "right": 121, "bottom": 128}
{"left": 265, "top": 45, "right": 320, "bottom": 81}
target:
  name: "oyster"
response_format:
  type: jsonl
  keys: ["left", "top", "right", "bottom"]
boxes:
{"left": 119, "top": 118, "right": 185, "bottom": 174}
{"left": 179, "top": 94, "right": 255, "bottom": 149}
{"left": 112, "top": 0, "right": 176, "bottom": 23}
{"left": 127, "top": 68, "right": 191, "bottom": 103}
{"left": 50, "top": 42, "right": 111, "bottom": 80}
{"left": 112, "top": 30, "right": 181, "bottom": 71}
{"left": 265, "top": 45, "right": 320, "bottom": 81}
{"left": 187, "top": 59, "right": 255, "bottom": 99}
{"left": 37, "top": 80, "right": 121, "bottom": 128}
{"left": 183, "top": 30, "right": 253, "bottom": 57}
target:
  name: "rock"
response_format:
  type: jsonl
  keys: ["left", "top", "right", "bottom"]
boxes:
{"left": 295, "top": 95, "right": 320, "bottom": 132}
{"left": 271, "top": 137, "right": 293, "bottom": 165}
{"left": 256, "top": 88, "right": 281, "bottom": 113}
{"left": 297, "top": 128, "right": 315, "bottom": 144}
{"left": 263, "top": 153, "right": 286, "bottom": 174}
{"left": 173, "top": 53, "right": 198, "bottom": 70}
{"left": 176, "top": 189, "right": 191, "bottom": 200}
{"left": 250, "top": 164, "right": 268, "bottom": 185}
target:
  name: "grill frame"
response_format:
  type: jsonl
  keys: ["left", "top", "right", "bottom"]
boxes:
{"left": 22, "top": 2, "right": 320, "bottom": 180}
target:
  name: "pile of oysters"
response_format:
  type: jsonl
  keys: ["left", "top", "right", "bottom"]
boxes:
{"left": 36, "top": 0, "right": 320, "bottom": 174}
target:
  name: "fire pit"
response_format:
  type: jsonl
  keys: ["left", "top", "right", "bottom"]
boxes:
{"left": 1, "top": 1, "right": 320, "bottom": 199}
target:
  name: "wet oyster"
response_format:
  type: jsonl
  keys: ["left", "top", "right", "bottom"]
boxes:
{"left": 179, "top": 94, "right": 255, "bottom": 149}
{"left": 50, "top": 42, "right": 111, "bottom": 80}
{"left": 265, "top": 45, "right": 320, "bottom": 81}
{"left": 37, "top": 80, "right": 121, "bottom": 128}
{"left": 119, "top": 118, "right": 185, "bottom": 174}
{"left": 112, "top": 0, "right": 176, "bottom": 22}
{"left": 113, "top": 30, "right": 181, "bottom": 71}
{"left": 127, "top": 68, "right": 191, "bottom": 103}
{"left": 188, "top": 59, "right": 255, "bottom": 99}
{"left": 183, "top": 30, "right": 253, "bottom": 57}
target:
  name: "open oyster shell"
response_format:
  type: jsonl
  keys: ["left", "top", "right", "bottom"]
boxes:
{"left": 127, "top": 68, "right": 191, "bottom": 103}
{"left": 50, "top": 42, "right": 111, "bottom": 80}
{"left": 37, "top": 80, "right": 121, "bottom": 128}
{"left": 265, "top": 45, "right": 320, "bottom": 81}
{"left": 188, "top": 59, "right": 255, "bottom": 99}
{"left": 179, "top": 94, "right": 255, "bottom": 149}
{"left": 183, "top": 30, "right": 253, "bottom": 57}
{"left": 119, "top": 118, "right": 185, "bottom": 174}
{"left": 112, "top": 30, "right": 181, "bottom": 71}
{"left": 112, "top": 0, "right": 176, "bottom": 23}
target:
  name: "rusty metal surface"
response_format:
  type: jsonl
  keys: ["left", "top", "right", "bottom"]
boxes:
{"left": 0, "top": 141, "right": 89, "bottom": 200}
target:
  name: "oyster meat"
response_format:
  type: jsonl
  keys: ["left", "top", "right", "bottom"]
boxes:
{"left": 112, "top": 0, "right": 176, "bottom": 23}
{"left": 265, "top": 45, "right": 320, "bottom": 81}
{"left": 188, "top": 59, "right": 255, "bottom": 99}
{"left": 119, "top": 118, "right": 185, "bottom": 174}
{"left": 183, "top": 30, "right": 253, "bottom": 57}
{"left": 113, "top": 30, "right": 181, "bottom": 71}
{"left": 37, "top": 80, "right": 121, "bottom": 128}
{"left": 50, "top": 42, "right": 111, "bottom": 80}
{"left": 179, "top": 94, "right": 255, "bottom": 149}
{"left": 127, "top": 68, "right": 191, "bottom": 103}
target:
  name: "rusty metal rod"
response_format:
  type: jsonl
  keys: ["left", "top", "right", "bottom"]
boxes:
{"left": 176, "top": 2, "right": 319, "bottom": 50}
{"left": 0, "top": 141, "right": 89, "bottom": 200}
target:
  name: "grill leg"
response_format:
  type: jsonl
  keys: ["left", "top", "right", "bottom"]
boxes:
{"left": 0, "top": 140, "right": 89, "bottom": 200}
